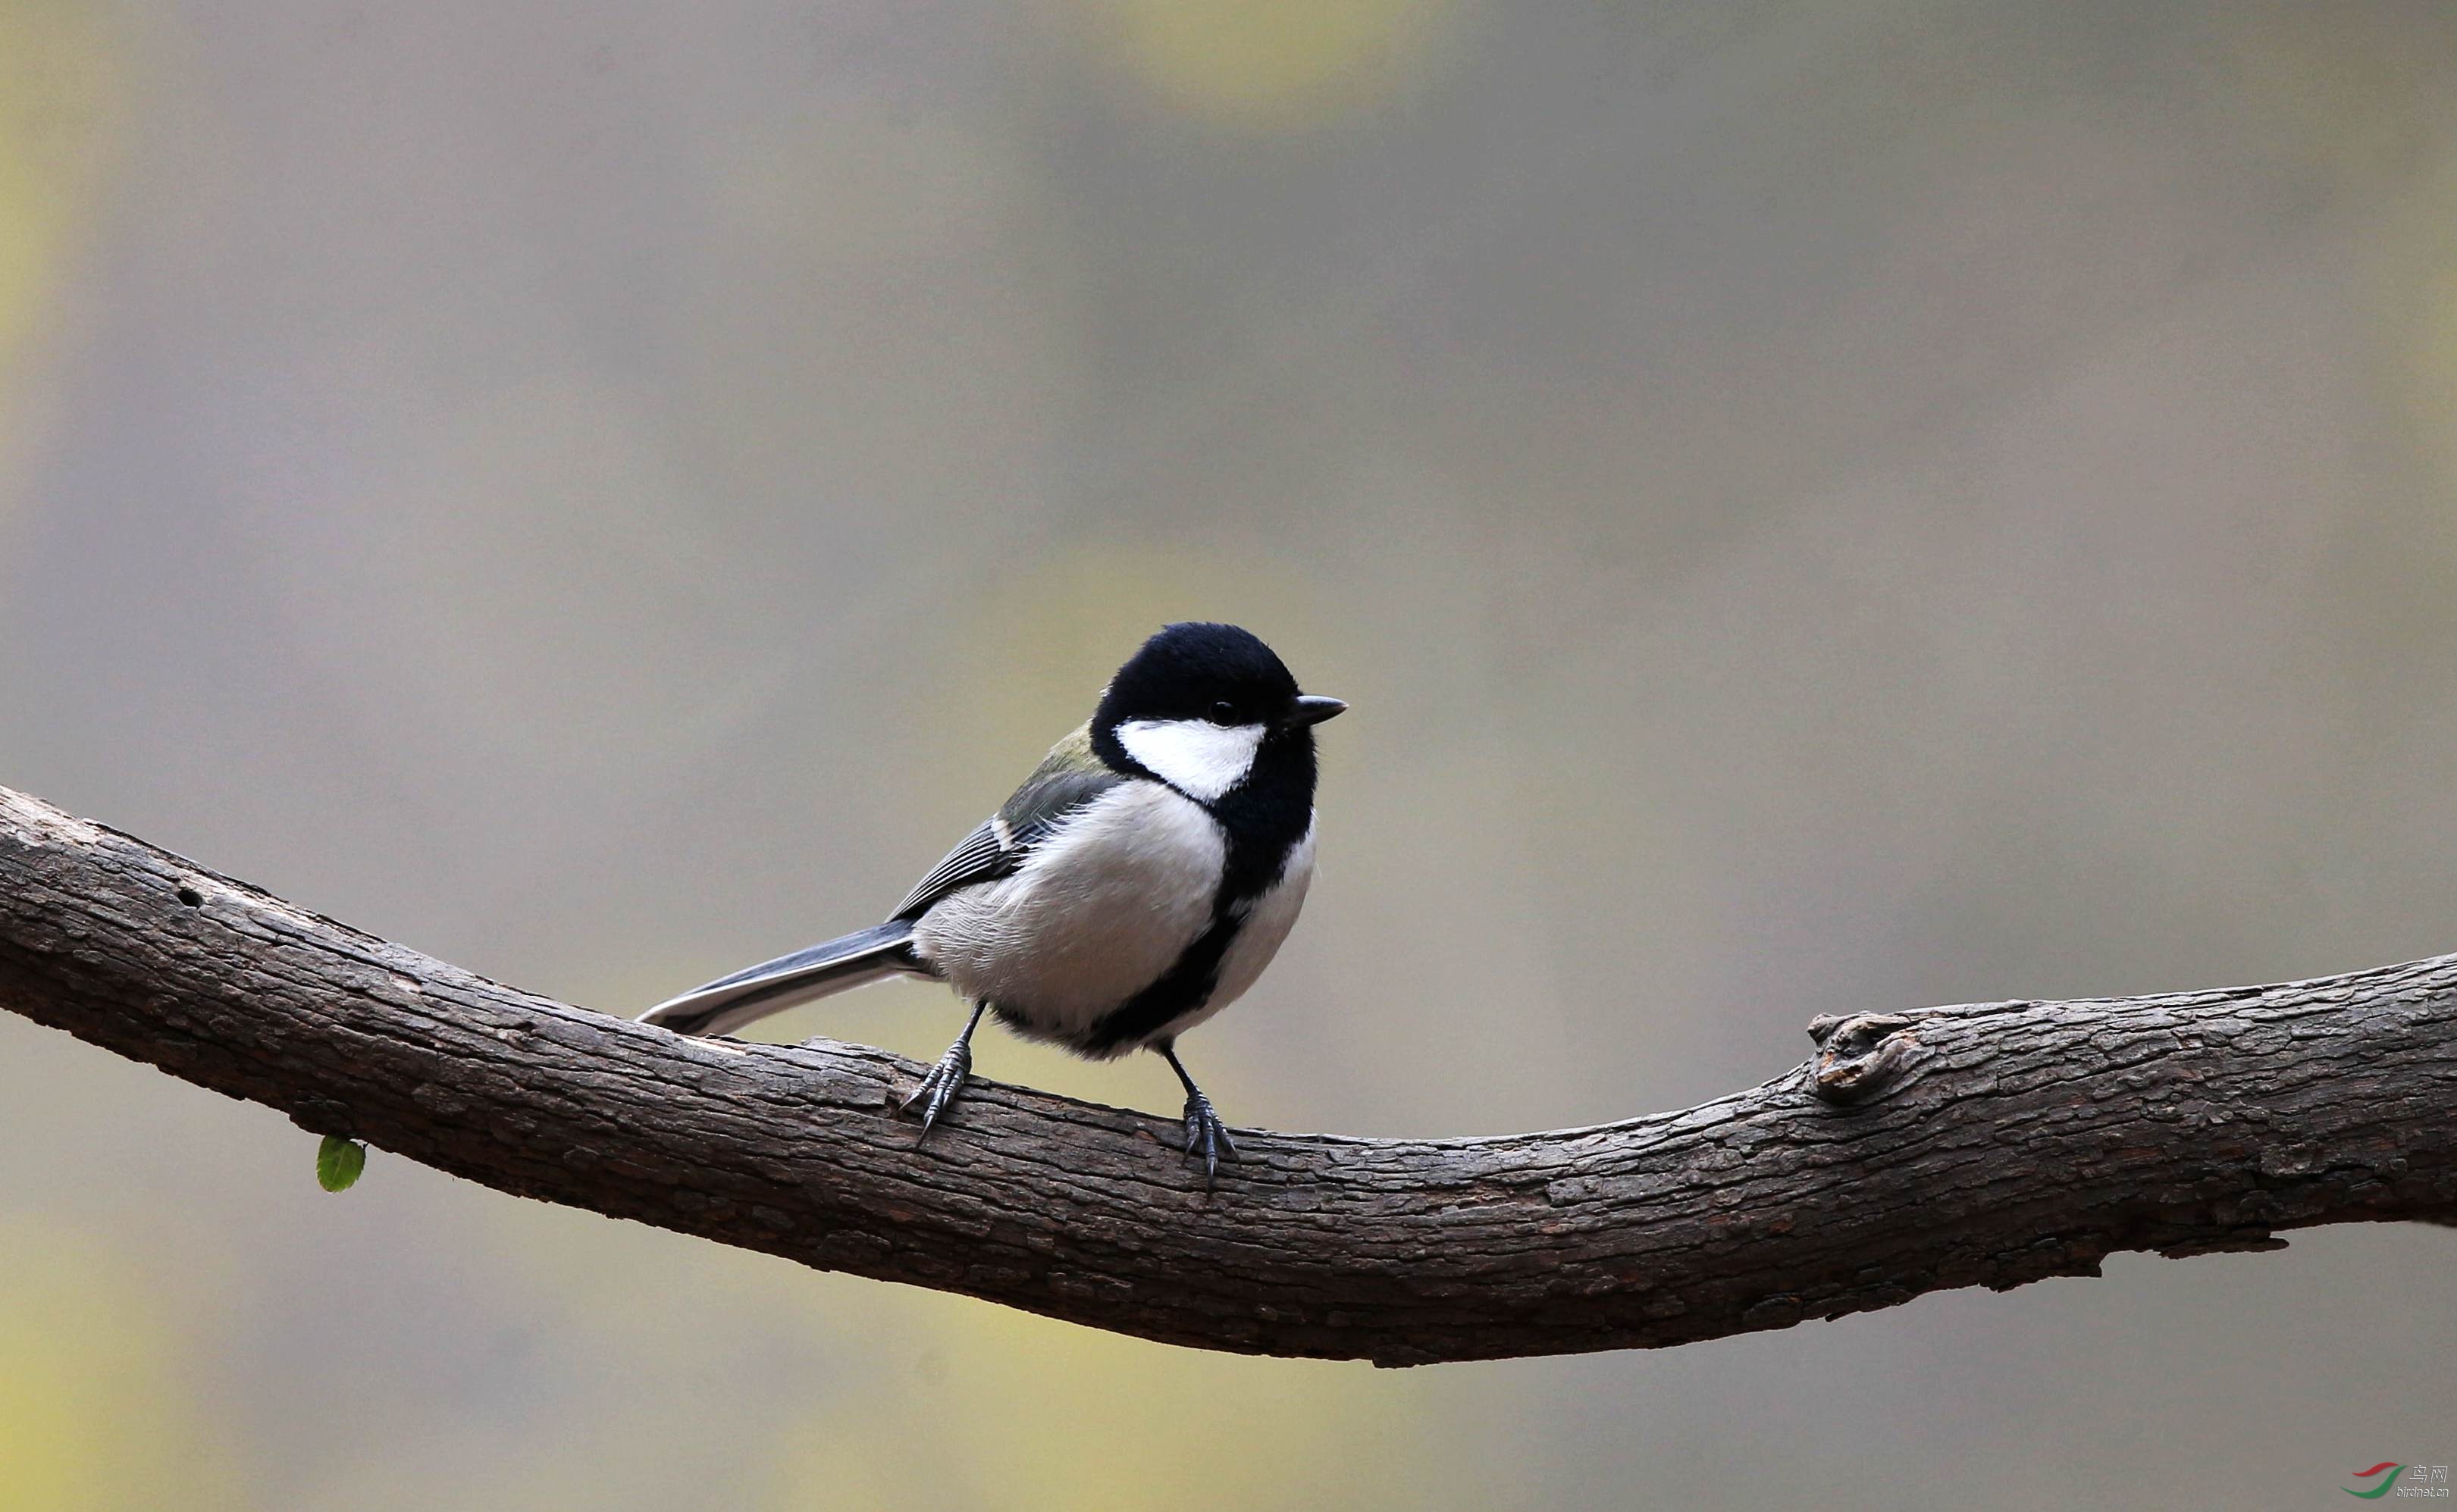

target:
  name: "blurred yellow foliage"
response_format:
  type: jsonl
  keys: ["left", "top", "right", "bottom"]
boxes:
{"left": 935, "top": 543, "right": 1329, "bottom": 775}
{"left": 2218, "top": 6, "right": 2441, "bottom": 188}
{"left": 1075, "top": 0, "right": 1453, "bottom": 127}
{"left": 465, "top": 1192, "right": 1436, "bottom": 1511}
{"left": 0, "top": 1219, "right": 243, "bottom": 1512}
{"left": 764, "top": 1299, "right": 1431, "bottom": 1511}
{"left": 2417, "top": 258, "right": 2457, "bottom": 471}
{"left": 0, "top": 1, "right": 118, "bottom": 516}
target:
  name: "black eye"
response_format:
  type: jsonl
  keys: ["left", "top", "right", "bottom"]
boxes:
{"left": 1208, "top": 700, "right": 1238, "bottom": 725}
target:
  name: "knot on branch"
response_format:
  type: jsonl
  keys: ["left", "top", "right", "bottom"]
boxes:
{"left": 1805, "top": 1013, "right": 1926, "bottom": 1106}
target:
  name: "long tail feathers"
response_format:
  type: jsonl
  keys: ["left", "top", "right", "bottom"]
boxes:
{"left": 639, "top": 920, "right": 924, "bottom": 1038}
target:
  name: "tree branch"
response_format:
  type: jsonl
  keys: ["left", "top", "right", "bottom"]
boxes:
{"left": 2, "top": 784, "right": 2451, "bottom": 1366}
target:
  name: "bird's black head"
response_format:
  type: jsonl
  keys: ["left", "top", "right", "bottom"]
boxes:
{"left": 1097, "top": 622, "right": 1299, "bottom": 728}
{"left": 1090, "top": 623, "right": 1344, "bottom": 803}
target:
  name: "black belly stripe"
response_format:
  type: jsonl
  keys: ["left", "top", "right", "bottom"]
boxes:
{"left": 1076, "top": 903, "right": 1246, "bottom": 1055}
{"left": 1073, "top": 723, "right": 1318, "bottom": 1056}
{"left": 1077, "top": 815, "right": 1303, "bottom": 1053}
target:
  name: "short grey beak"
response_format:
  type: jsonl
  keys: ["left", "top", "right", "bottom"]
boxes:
{"left": 1291, "top": 694, "right": 1347, "bottom": 726}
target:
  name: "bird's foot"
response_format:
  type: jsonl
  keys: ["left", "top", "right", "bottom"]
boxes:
{"left": 899, "top": 1040, "right": 972, "bottom": 1135}
{"left": 1181, "top": 1091, "right": 1239, "bottom": 1182}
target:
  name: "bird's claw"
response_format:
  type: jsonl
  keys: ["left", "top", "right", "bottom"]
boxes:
{"left": 1181, "top": 1091, "right": 1239, "bottom": 1182}
{"left": 900, "top": 1041, "right": 972, "bottom": 1135}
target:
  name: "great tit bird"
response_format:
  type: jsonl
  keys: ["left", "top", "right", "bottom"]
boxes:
{"left": 640, "top": 621, "right": 1345, "bottom": 1178}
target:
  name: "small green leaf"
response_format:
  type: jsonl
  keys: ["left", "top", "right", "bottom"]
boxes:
{"left": 316, "top": 1135, "right": 366, "bottom": 1192}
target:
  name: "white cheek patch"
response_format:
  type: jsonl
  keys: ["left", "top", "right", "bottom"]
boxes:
{"left": 1115, "top": 718, "right": 1268, "bottom": 801}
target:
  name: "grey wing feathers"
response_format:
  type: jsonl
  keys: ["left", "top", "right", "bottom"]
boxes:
{"left": 638, "top": 920, "right": 921, "bottom": 1038}
{"left": 894, "top": 821, "right": 1011, "bottom": 920}
{"left": 892, "top": 734, "right": 1124, "bottom": 922}
{"left": 998, "top": 764, "right": 1119, "bottom": 842}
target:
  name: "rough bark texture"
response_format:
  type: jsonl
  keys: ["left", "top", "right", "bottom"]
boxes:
{"left": 2, "top": 784, "right": 2452, "bottom": 1366}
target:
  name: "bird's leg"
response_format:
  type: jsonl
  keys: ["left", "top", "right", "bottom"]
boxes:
{"left": 901, "top": 1000, "right": 986, "bottom": 1135}
{"left": 1159, "top": 1041, "right": 1239, "bottom": 1181}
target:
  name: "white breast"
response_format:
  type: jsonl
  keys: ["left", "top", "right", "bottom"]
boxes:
{"left": 910, "top": 782, "right": 1224, "bottom": 1036}
{"left": 1161, "top": 812, "right": 1317, "bottom": 1042}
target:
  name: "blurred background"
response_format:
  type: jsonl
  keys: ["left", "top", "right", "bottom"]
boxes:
{"left": 4, "top": 1, "right": 2455, "bottom": 1507}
